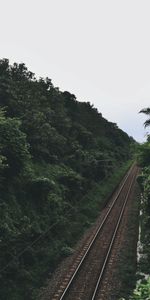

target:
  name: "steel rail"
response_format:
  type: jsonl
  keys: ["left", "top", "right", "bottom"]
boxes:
{"left": 53, "top": 164, "right": 135, "bottom": 300}
{"left": 91, "top": 167, "right": 138, "bottom": 300}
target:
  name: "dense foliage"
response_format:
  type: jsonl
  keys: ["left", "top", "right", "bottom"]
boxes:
{"left": 137, "top": 111, "right": 150, "bottom": 278}
{"left": 120, "top": 108, "right": 150, "bottom": 300}
{"left": 134, "top": 163, "right": 150, "bottom": 300}
{"left": 0, "top": 59, "right": 133, "bottom": 299}
{"left": 120, "top": 161, "right": 150, "bottom": 300}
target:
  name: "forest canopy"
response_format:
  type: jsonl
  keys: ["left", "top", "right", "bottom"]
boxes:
{"left": 0, "top": 59, "right": 134, "bottom": 300}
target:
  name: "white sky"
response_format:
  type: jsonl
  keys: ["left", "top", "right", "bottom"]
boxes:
{"left": 0, "top": 0, "right": 150, "bottom": 142}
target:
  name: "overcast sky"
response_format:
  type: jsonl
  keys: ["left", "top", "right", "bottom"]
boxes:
{"left": 1, "top": 0, "right": 150, "bottom": 142}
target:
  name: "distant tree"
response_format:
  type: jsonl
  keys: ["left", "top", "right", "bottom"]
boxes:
{"left": 139, "top": 107, "right": 150, "bottom": 127}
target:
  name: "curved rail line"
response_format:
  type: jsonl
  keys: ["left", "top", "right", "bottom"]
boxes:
{"left": 52, "top": 164, "right": 138, "bottom": 300}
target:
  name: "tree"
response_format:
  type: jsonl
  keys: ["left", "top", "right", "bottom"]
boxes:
{"left": 139, "top": 107, "right": 150, "bottom": 127}
{"left": 0, "top": 109, "right": 30, "bottom": 177}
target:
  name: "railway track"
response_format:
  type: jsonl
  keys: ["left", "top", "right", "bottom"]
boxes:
{"left": 51, "top": 164, "right": 139, "bottom": 300}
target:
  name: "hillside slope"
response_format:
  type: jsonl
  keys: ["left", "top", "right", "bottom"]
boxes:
{"left": 0, "top": 59, "right": 133, "bottom": 300}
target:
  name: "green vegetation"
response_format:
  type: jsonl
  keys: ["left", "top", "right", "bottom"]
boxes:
{"left": 136, "top": 108, "right": 150, "bottom": 278}
{"left": 120, "top": 107, "right": 150, "bottom": 300}
{"left": 120, "top": 277, "right": 150, "bottom": 300}
{"left": 0, "top": 59, "right": 134, "bottom": 299}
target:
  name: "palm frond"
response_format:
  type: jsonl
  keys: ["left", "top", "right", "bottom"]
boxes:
{"left": 139, "top": 108, "right": 150, "bottom": 115}
{"left": 144, "top": 119, "right": 150, "bottom": 128}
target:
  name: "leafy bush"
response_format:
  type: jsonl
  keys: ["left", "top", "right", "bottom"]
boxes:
{"left": 136, "top": 142, "right": 150, "bottom": 167}
{"left": 60, "top": 245, "right": 74, "bottom": 257}
{"left": 119, "top": 277, "right": 150, "bottom": 300}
